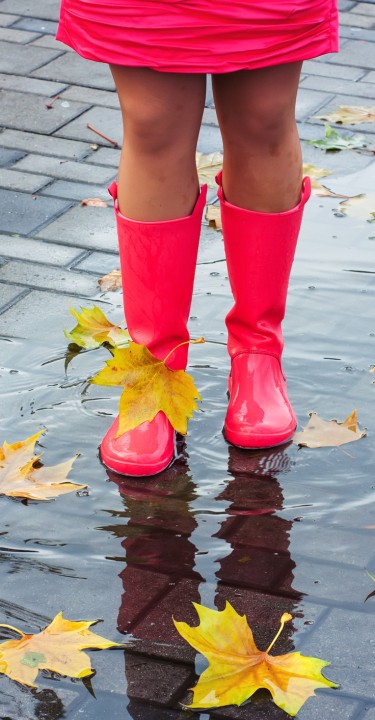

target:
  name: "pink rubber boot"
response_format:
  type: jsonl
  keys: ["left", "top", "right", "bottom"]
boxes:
{"left": 100, "top": 183, "right": 207, "bottom": 476}
{"left": 217, "top": 172, "right": 311, "bottom": 449}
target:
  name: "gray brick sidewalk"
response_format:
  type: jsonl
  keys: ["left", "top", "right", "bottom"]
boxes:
{"left": 0, "top": 2, "right": 375, "bottom": 720}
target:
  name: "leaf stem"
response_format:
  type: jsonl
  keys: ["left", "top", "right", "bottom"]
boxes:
{"left": 0, "top": 623, "right": 26, "bottom": 638}
{"left": 163, "top": 338, "right": 205, "bottom": 366}
{"left": 265, "top": 613, "right": 292, "bottom": 654}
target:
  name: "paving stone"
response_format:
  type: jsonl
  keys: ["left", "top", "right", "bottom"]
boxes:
{"left": 0, "top": 147, "right": 25, "bottom": 167}
{"left": 298, "top": 608, "right": 375, "bottom": 701}
{"left": 296, "top": 88, "right": 334, "bottom": 121}
{"left": 0, "top": 40, "right": 61, "bottom": 74}
{"left": 74, "top": 251, "right": 118, "bottom": 275}
{"left": 340, "top": 10, "right": 375, "bottom": 27}
{"left": 124, "top": 652, "right": 194, "bottom": 706}
{"left": 0, "top": 90, "right": 90, "bottom": 134}
{"left": 301, "top": 74, "right": 375, "bottom": 99}
{"left": 340, "top": 25, "right": 375, "bottom": 41}
{"left": 0, "top": 235, "right": 84, "bottom": 266}
{"left": 55, "top": 105, "right": 123, "bottom": 145}
{"left": 213, "top": 695, "right": 361, "bottom": 720}
{"left": 0, "top": 27, "right": 40, "bottom": 42}
{"left": 0, "top": 260, "right": 99, "bottom": 295}
{"left": 355, "top": 2, "right": 375, "bottom": 14}
{"left": 0, "top": 283, "right": 27, "bottom": 312}
{"left": 13, "top": 154, "right": 115, "bottom": 184}
{"left": 40, "top": 179, "right": 110, "bottom": 201}
{"left": 0, "top": 72, "right": 66, "bottom": 96}
{"left": 197, "top": 123, "right": 223, "bottom": 153}
{"left": 84, "top": 147, "right": 121, "bottom": 168}
{"left": 302, "top": 59, "right": 365, "bottom": 80}
{"left": 324, "top": 39, "right": 375, "bottom": 68}
{"left": 284, "top": 555, "right": 370, "bottom": 606}
{"left": 364, "top": 70, "right": 375, "bottom": 82}
{"left": 0, "top": 129, "right": 89, "bottom": 159}
{"left": 31, "top": 35, "right": 74, "bottom": 51}
{"left": 363, "top": 708, "right": 375, "bottom": 718}
{"left": 0, "top": 0, "right": 60, "bottom": 21}
{"left": 0, "top": 290, "right": 92, "bottom": 340}
{"left": 0, "top": 168, "right": 51, "bottom": 193}
{"left": 12, "top": 17, "right": 58, "bottom": 34}
{"left": 60, "top": 85, "right": 120, "bottom": 109}
{"left": 36, "top": 204, "right": 117, "bottom": 251}
{"left": 32, "top": 52, "right": 116, "bottom": 90}
{"left": 339, "top": 0, "right": 356, "bottom": 8}
{"left": 0, "top": 14, "right": 20, "bottom": 27}
{"left": 0, "top": 189, "right": 70, "bottom": 235}
{"left": 202, "top": 107, "right": 219, "bottom": 127}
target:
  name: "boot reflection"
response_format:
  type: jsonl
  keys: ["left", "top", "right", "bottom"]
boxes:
{"left": 215, "top": 445, "right": 302, "bottom": 658}
{"left": 105, "top": 453, "right": 202, "bottom": 712}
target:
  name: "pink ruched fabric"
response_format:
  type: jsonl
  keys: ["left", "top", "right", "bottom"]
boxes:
{"left": 57, "top": 0, "right": 338, "bottom": 74}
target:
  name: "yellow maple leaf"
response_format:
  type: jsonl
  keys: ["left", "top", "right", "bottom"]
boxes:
{"left": 315, "top": 105, "right": 375, "bottom": 125}
{"left": 293, "top": 409, "right": 365, "bottom": 448}
{"left": 174, "top": 602, "right": 338, "bottom": 717}
{"left": 0, "top": 612, "right": 122, "bottom": 687}
{"left": 0, "top": 431, "right": 85, "bottom": 500}
{"left": 65, "top": 306, "right": 129, "bottom": 349}
{"left": 196, "top": 151, "right": 223, "bottom": 188}
{"left": 337, "top": 192, "right": 375, "bottom": 223}
{"left": 206, "top": 204, "right": 222, "bottom": 230}
{"left": 91, "top": 342, "right": 202, "bottom": 437}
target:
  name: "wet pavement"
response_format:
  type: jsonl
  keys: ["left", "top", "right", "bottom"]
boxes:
{"left": 1, "top": 1, "right": 375, "bottom": 719}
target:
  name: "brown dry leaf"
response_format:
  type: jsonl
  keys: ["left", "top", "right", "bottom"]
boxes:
{"left": 174, "top": 602, "right": 338, "bottom": 717}
{"left": 206, "top": 205, "right": 222, "bottom": 230}
{"left": 196, "top": 151, "right": 223, "bottom": 188}
{"left": 0, "top": 431, "right": 85, "bottom": 500}
{"left": 293, "top": 410, "right": 365, "bottom": 448}
{"left": 315, "top": 105, "right": 375, "bottom": 125}
{"left": 80, "top": 198, "right": 108, "bottom": 208}
{"left": 98, "top": 269, "right": 122, "bottom": 292}
{"left": 337, "top": 193, "right": 375, "bottom": 222}
{"left": 0, "top": 612, "right": 122, "bottom": 687}
{"left": 91, "top": 341, "right": 203, "bottom": 436}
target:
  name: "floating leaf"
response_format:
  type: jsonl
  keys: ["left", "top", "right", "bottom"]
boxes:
{"left": 315, "top": 106, "right": 375, "bottom": 125}
{"left": 196, "top": 151, "right": 223, "bottom": 188}
{"left": 80, "top": 198, "right": 108, "bottom": 207}
{"left": 174, "top": 602, "right": 338, "bottom": 717}
{"left": 98, "top": 269, "right": 122, "bottom": 292}
{"left": 293, "top": 410, "right": 365, "bottom": 448}
{"left": 302, "top": 163, "right": 332, "bottom": 181}
{"left": 337, "top": 193, "right": 375, "bottom": 222}
{"left": 65, "top": 306, "right": 129, "bottom": 350}
{"left": 206, "top": 205, "right": 222, "bottom": 230}
{"left": 0, "top": 431, "right": 84, "bottom": 501}
{"left": 91, "top": 341, "right": 203, "bottom": 436}
{"left": 307, "top": 124, "right": 368, "bottom": 152}
{"left": 0, "top": 612, "right": 122, "bottom": 687}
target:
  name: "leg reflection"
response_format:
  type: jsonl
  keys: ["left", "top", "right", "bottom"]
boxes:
{"left": 215, "top": 445, "right": 302, "bottom": 657}
{"left": 104, "top": 456, "right": 203, "bottom": 714}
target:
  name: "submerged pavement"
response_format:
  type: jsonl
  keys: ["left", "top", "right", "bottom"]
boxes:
{"left": 1, "top": 1, "right": 375, "bottom": 719}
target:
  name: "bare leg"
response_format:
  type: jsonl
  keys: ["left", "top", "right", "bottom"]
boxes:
{"left": 110, "top": 66, "right": 206, "bottom": 220}
{"left": 212, "top": 62, "right": 303, "bottom": 212}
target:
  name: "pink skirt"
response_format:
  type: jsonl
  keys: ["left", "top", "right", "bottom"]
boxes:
{"left": 57, "top": 0, "right": 339, "bottom": 74}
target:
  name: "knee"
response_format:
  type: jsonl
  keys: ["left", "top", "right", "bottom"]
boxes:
{"left": 222, "top": 101, "right": 296, "bottom": 154}
{"left": 123, "top": 100, "right": 183, "bottom": 155}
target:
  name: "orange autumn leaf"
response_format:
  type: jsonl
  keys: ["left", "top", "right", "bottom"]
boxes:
{"left": 91, "top": 341, "right": 203, "bottom": 436}
{"left": 293, "top": 409, "right": 365, "bottom": 448}
{"left": 0, "top": 612, "right": 122, "bottom": 687}
{"left": 0, "top": 431, "right": 85, "bottom": 501}
{"left": 174, "top": 602, "right": 338, "bottom": 717}
{"left": 98, "top": 269, "right": 122, "bottom": 292}
{"left": 65, "top": 306, "right": 129, "bottom": 349}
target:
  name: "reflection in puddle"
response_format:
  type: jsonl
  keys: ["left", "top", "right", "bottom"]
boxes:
{"left": 99, "top": 445, "right": 302, "bottom": 717}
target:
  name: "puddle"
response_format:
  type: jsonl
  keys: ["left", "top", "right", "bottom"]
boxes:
{"left": 0, "top": 164, "right": 375, "bottom": 719}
